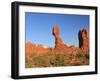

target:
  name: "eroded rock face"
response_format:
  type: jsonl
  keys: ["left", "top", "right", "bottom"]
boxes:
{"left": 26, "top": 42, "right": 49, "bottom": 57}
{"left": 25, "top": 42, "right": 36, "bottom": 55}
{"left": 78, "top": 29, "right": 89, "bottom": 53}
{"left": 26, "top": 25, "right": 89, "bottom": 57}
{"left": 53, "top": 25, "right": 67, "bottom": 49}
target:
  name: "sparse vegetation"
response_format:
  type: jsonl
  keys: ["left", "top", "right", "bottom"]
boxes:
{"left": 25, "top": 52, "right": 89, "bottom": 68}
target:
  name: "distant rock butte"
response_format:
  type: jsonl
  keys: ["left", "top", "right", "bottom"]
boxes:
{"left": 26, "top": 25, "right": 89, "bottom": 57}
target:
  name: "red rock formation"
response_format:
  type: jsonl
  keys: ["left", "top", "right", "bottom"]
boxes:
{"left": 36, "top": 44, "right": 49, "bottom": 55}
{"left": 26, "top": 42, "right": 49, "bottom": 57}
{"left": 53, "top": 24, "right": 67, "bottom": 49}
{"left": 26, "top": 25, "right": 89, "bottom": 57}
{"left": 78, "top": 28, "right": 89, "bottom": 53}
{"left": 25, "top": 42, "right": 36, "bottom": 55}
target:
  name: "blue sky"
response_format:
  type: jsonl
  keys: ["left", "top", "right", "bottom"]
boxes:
{"left": 25, "top": 12, "right": 89, "bottom": 47}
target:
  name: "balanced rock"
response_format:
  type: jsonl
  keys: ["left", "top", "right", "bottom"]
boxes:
{"left": 78, "top": 28, "right": 89, "bottom": 53}
{"left": 53, "top": 24, "right": 67, "bottom": 49}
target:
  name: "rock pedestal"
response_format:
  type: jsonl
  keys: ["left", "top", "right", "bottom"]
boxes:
{"left": 78, "top": 29, "right": 89, "bottom": 53}
{"left": 53, "top": 25, "right": 67, "bottom": 49}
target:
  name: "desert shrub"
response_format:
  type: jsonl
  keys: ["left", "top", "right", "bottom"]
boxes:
{"left": 50, "top": 54, "right": 64, "bottom": 66}
{"left": 75, "top": 53, "right": 83, "bottom": 58}
{"left": 84, "top": 53, "right": 89, "bottom": 59}
{"left": 25, "top": 52, "right": 89, "bottom": 68}
{"left": 31, "top": 55, "right": 50, "bottom": 67}
{"left": 25, "top": 57, "right": 34, "bottom": 68}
